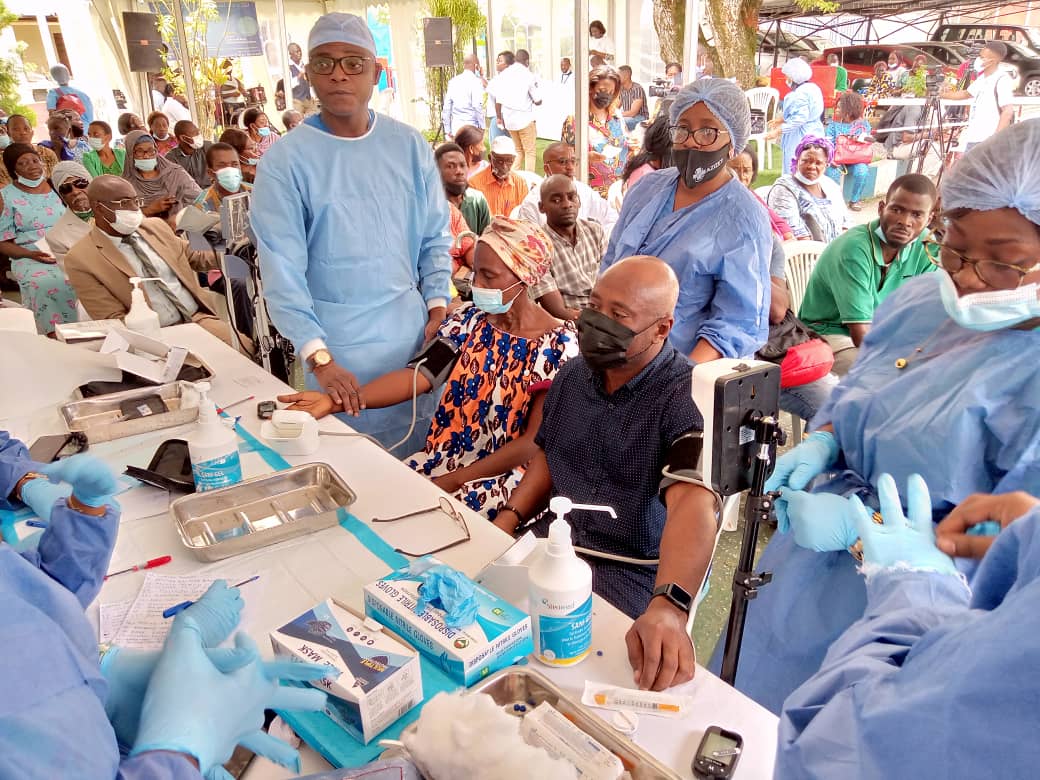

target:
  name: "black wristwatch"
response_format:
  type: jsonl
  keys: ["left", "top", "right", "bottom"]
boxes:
{"left": 652, "top": 582, "right": 694, "bottom": 615}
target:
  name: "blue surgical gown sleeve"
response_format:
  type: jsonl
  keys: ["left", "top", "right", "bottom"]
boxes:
{"left": 414, "top": 144, "right": 452, "bottom": 306}
{"left": 777, "top": 510, "right": 1040, "bottom": 780}
{"left": 116, "top": 753, "right": 202, "bottom": 779}
{"left": 781, "top": 87, "right": 819, "bottom": 132}
{"left": 0, "top": 430, "right": 37, "bottom": 509}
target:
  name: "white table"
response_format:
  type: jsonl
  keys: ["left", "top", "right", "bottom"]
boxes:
{"left": 16, "top": 324, "right": 778, "bottom": 779}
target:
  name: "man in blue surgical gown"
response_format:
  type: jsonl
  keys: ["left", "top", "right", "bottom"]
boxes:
{"left": 251, "top": 12, "right": 452, "bottom": 452}
{"left": 777, "top": 487, "right": 1040, "bottom": 780}
{"left": 601, "top": 79, "right": 770, "bottom": 362}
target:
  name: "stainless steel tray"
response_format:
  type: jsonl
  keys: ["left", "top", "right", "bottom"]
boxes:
{"left": 170, "top": 463, "right": 356, "bottom": 562}
{"left": 384, "top": 668, "right": 681, "bottom": 780}
{"left": 60, "top": 381, "right": 201, "bottom": 443}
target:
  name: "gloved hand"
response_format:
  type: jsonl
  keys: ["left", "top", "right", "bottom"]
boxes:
{"left": 765, "top": 431, "right": 839, "bottom": 494}
{"left": 19, "top": 476, "right": 71, "bottom": 522}
{"left": 849, "top": 473, "right": 957, "bottom": 576}
{"left": 777, "top": 488, "right": 860, "bottom": 551}
{"left": 41, "top": 454, "right": 119, "bottom": 507}
{"left": 131, "top": 617, "right": 330, "bottom": 776}
{"left": 102, "top": 581, "right": 246, "bottom": 748}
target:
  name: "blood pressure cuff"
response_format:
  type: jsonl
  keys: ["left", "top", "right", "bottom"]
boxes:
{"left": 659, "top": 429, "right": 722, "bottom": 525}
{"left": 406, "top": 337, "right": 463, "bottom": 388}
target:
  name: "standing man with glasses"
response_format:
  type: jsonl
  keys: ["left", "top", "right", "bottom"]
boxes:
{"left": 602, "top": 79, "right": 771, "bottom": 363}
{"left": 251, "top": 13, "right": 451, "bottom": 453}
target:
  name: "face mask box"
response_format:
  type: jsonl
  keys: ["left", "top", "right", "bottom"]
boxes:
{"left": 270, "top": 599, "right": 423, "bottom": 745}
{"left": 363, "top": 559, "right": 534, "bottom": 686}
{"left": 99, "top": 326, "right": 187, "bottom": 383}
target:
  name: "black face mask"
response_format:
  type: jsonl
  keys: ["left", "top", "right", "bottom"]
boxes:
{"left": 592, "top": 93, "right": 613, "bottom": 109}
{"left": 444, "top": 181, "right": 467, "bottom": 197}
{"left": 670, "top": 143, "right": 731, "bottom": 188}
{"left": 578, "top": 309, "right": 658, "bottom": 370}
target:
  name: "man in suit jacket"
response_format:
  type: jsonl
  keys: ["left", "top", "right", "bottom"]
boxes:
{"left": 64, "top": 175, "right": 252, "bottom": 352}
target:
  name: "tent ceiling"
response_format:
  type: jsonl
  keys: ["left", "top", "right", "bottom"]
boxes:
{"left": 759, "top": 0, "right": 1034, "bottom": 23}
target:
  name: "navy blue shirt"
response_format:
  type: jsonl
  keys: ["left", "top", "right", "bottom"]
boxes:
{"left": 533, "top": 343, "right": 702, "bottom": 618}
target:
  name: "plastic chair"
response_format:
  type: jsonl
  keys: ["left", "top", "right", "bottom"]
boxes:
{"left": 514, "top": 170, "right": 544, "bottom": 193}
{"left": 782, "top": 239, "right": 827, "bottom": 313}
{"left": 745, "top": 87, "right": 780, "bottom": 172}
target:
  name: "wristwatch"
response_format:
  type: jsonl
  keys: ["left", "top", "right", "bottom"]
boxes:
{"left": 307, "top": 348, "right": 333, "bottom": 371}
{"left": 652, "top": 582, "right": 694, "bottom": 615}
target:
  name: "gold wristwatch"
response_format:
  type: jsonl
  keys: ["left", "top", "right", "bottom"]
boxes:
{"left": 307, "top": 348, "right": 333, "bottom": 371}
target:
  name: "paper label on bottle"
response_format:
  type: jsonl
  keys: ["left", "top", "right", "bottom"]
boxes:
{"left": 536, "top": 594, "right": 592, "bottom": 664}
{"left": 192, "top": 452, "right": 242, "bottom": 491}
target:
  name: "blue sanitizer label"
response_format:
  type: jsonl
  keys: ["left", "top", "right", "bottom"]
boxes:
{"left": 536, "top": 595, "right": 593, "bottom": 665}
{"left": 192, "top": 453, "right": 242, "bottom": 492}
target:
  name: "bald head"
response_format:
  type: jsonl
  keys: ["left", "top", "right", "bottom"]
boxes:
{"left": 597, "top": 256, "right": 680, "bottom": 319}
{"left": 542, "top": 141, "right": 578, "bottom": 178}
{"left": 539, "top": 174, "right": 579, "bottom": 230}
{"left": 88, "top": 175, "right": 139, "bottom": 235}
{"left": 463, "top": 53, "right": 479, "bottom": 71}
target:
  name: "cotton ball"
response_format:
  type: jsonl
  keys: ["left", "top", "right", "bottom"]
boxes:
{"left": 403, "top": 691, "right": 578, "bottom": 780}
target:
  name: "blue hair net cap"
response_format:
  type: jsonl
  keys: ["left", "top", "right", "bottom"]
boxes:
{"left": 668, "top": 78, "right": 752, "bottom": 153}
{"left": 940, "top": 120, "right": 1040, "bottom": 226}
{"left": 308, "top": 12, "right": 376, "bottom": 56}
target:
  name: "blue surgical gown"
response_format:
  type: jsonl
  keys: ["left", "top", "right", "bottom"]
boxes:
{"left": 601, "top": 170, "right": 771, "bottom": 359}
{"left": 251, "top": 112, "right": 452, "bottom": 450}
{"left": 779, "top": 82, "right": 825, "bottom": 175}
{"left": 0, "top": 433, "right": 199, "bottom": 779}
{"left": 776, "top": 507, "right": 1040, "bottom": 779}
{"left": 710, "top": 272, "right": 1040, "bottom": 713}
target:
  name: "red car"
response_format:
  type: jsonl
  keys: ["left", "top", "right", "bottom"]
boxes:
{"left": 814, "top": 45, "right": 951, "bottom": 83}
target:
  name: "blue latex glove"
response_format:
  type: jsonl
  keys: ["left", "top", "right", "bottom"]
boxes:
{"left": 765, "top": 431, "right": 840, "bottom": 494}
{"left": 102, "top": 581, "right": 246, "bottom": 748}
{"left": 415, "top": 564, "right": 478, "bottom": 628}
{"left": 19, "top": 476, "right": 71, "bottom": 522}
{"left": 778, "top": 488, "right": 860, "bottom": 551}
{"left": 41, "top": 454, "right": 119, "bottom": 507}
{"left": 131, "top": 616, "right": 330, "bottom": 775}
{"left": 850, "top": 473, "right": 957, "bottom": 576}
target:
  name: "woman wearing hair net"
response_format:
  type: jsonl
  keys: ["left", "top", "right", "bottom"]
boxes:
{"left": 710, "top": 121, "right": 1040, "bottom": 716}
{"left": 767, "top": 57, "right": 825, "bottom": 175}
{"left": 601, "top": 79, "right": 771, "bottom": 363}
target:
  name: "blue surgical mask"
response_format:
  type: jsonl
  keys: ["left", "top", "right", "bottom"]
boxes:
{"left": 215, "top": 166, "right": 243, "bottom": 193}
{"left": 134, "top": 158, "right": 157, "bottom": 172}
{"left": 938, "top": 269, "right": 1040, "bottom": 331}
{"left": 0, "top": 135, "right": 11, "bottom": 149}
{"left": 17, "top": 174, "right": 44, "bottom": 188}
{"left": 257, "top": 126, "right": 271, "bottom": 137}
{"left": 471, "top": 280, "right": 523, "bottom": 314}
{"left": 244, "top": 157, "right": 260, "bottom": 166}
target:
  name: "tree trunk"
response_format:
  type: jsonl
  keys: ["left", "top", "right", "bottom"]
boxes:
{"left": 653, "top": 0, "right": 685, "bottom": 65}
{"left": 703, "top": 0, "right": 760, "bottom": 88}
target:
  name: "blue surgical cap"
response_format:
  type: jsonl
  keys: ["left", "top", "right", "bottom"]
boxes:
{"left": 941, "top": 119, "right": 1040, "bottom": 226}
{"left": 669, "top": 78, "right": 752, "bottom": 153}
{"left": 308, "top": 12, "right": 376, "bottom": 56}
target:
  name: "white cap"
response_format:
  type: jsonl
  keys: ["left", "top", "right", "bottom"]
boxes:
{"left": 490, "top": 135, "right": 517, "bottom": 156}
{"left": 308, "top": 12, "right": 376, "bottom": 56}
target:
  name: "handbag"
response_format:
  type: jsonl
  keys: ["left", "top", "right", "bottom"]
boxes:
{"left": 756, "top": 311, "right": 834, "bottom": 388}
{"left": 833, "top": 134, "right": 873, "bottom": 165}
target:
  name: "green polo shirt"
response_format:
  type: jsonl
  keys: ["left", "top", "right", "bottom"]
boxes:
{"left": 459, "top": 188, "right": 491, "bottom": 235}
{"left": 834, "top": 65, "right": 848, "bottom": 93}
{"left": 798, "top": 219, "right": 934, "bottom": 336}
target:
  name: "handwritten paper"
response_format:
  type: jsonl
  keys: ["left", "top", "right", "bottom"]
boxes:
{"left": 99, "top": 600, "right": 133, "bottom": 644}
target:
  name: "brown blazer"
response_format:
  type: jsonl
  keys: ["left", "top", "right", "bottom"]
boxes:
{"left": 64, "top": 218, "right": 252, "bottom": 352}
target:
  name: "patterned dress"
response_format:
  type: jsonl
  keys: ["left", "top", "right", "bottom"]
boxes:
{"left": 0, "top": 184, "right": 76, "bottom": 334}
{"left": 407, "top": 304, "right": 579, "bottom": 519}
{"left": 562, "top": 113, "right": 630, "bottom": 197}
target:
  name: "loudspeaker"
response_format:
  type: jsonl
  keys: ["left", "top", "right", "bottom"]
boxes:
{"left": 123, "top": 12, "right": 164, "bottom": 73}
{"left": 423, "top": 17, "right": 454, "bottom": 68}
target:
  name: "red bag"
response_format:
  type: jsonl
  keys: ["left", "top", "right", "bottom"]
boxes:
{"left": 833, "top": 134, "right": 872, "bottom": 166}
{"left": 779, "top": 338, "right": 834, "bottom": 388}
{"left": 55, "top": 88, "right": 86, "bottom": 117}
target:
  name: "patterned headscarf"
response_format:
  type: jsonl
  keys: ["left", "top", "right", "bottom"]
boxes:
{"left": 792, "top": 134, "right": 834, "bottom": 171}
{"left": 477, "top": 217, "right": 553, "bottom": 285}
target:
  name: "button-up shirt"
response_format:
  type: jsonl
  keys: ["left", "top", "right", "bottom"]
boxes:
{"left": 442, "top": 69, "right": 486, "bottom": 135}
{"left": 105, "top": 231, "right": 199, "bottom": 326}
{"left": 469, "top": 167, "right": 532, "bottom": 218}
{"left": 532, "top": 344, "right": 702, "bottom": 618}
{"left": 529, "top": 219, "right": 607, "bottom": 309}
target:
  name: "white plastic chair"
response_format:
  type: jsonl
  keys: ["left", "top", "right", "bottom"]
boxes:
{"left": 745, "top": 87, "right": 780, "bottom": 172}
{"left": 782, "top": 239, "right": 827, "bottom": 313}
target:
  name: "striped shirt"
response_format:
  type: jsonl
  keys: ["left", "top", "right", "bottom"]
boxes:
{"left": 619, "top": 83, "right": 648, "bottom": 119}
{"left": 528, "top": 219, "right": 607, "bottom": 309}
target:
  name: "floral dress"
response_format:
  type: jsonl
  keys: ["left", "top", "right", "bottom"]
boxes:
{"left": 0, "top": 184, "right": 76, "bottom": 334}
{"left": 407, "top": 305, "right": 579, "bottom": 520}
{"left": 562, "top": 113, "right": 630, "bottom": 198}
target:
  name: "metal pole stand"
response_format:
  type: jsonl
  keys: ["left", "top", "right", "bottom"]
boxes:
{"left": 720, "top": 415, "right": 783, "bottom": 686}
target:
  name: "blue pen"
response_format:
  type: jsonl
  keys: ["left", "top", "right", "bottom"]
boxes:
{"left": 25, "top": 519, "right": 48, "bottom": 529}
{"left": 162, "top": 575, "right": 260, "bottom": 619}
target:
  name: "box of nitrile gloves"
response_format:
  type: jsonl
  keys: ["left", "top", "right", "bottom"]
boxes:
{"left": 363, "top": 559, "right": 533, "bottom": 686}
{"left": 270, "top": 599, "right": 423, "bottom": 744}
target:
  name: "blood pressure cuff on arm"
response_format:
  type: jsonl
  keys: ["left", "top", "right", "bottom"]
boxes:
{"left": 659, "top": 429, "right": 723, "bottom": 526}
{"left": 406, "top": 337, "right": 463, "bottom": 388}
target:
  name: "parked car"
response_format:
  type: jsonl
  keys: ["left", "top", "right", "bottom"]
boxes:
{"left": 814, "top": 45, "right": 951, "bottom": 82}
{"left": 998, "top": 40, "right": 1040, "bottom": 96}
{"left": 932, "top": 23, "right": 1040, "bottom": 57}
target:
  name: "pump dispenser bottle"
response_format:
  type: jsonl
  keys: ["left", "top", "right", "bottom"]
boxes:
{"left": 124, "top": 276, "right": 162, "bottom": 338}
{"left": 188, "top": 382, "right": 242, "bottom": 492}
{"left": 529, "top": 497, "right": 615, "bottom": 666}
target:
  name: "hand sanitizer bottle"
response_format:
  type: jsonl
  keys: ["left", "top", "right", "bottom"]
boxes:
{"left": 188, "top": 382, "right": 242, "bottom": 492}
{"left": 124, "top": 276, "right": 161, "bottom": 338}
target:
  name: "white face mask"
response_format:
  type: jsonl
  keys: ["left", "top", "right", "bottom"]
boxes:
{"left": 973, "top": 57, "right": 985, "bottom": 73}
{"left": 794, "top": 170, "right": 822, "bottom": 186}
{"left": 109, "top": 207, "right": 145, "bottom": 235}
{"left": 87, "top": 137, "right": 105, "bottom": 151}
{"left": 938, "top": 269, "right": 1040, "bottom": 331}
{"left": 190, "top": 135, "right": 205, "bottom": 150}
